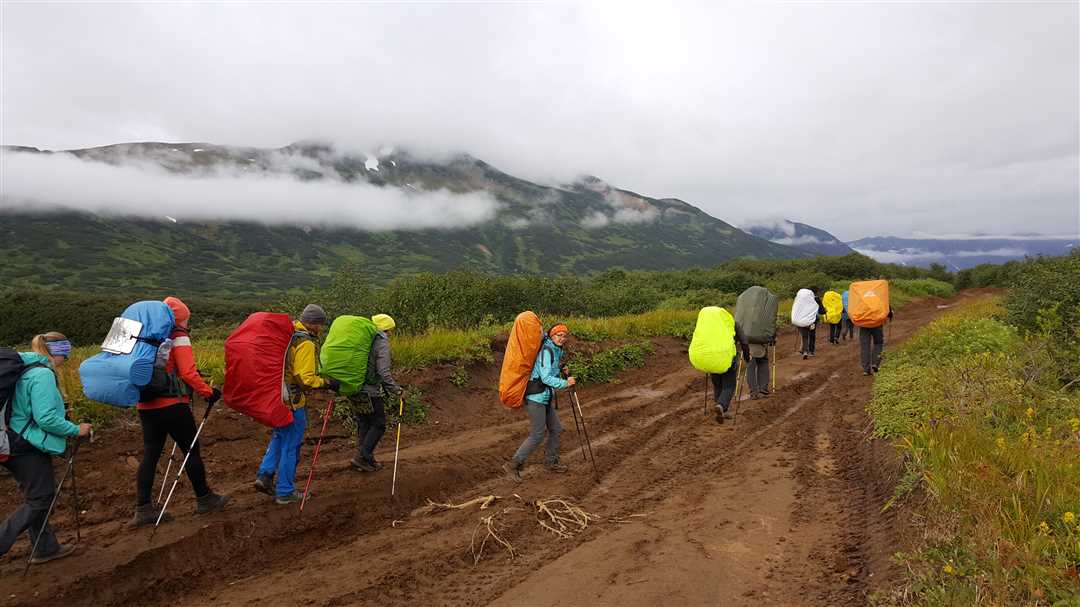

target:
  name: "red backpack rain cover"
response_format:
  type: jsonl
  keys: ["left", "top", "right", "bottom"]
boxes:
{"left": 223, "top": 312, "right": 296, "bottom": 428}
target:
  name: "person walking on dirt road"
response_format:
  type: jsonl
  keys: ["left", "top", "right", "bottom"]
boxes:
{"left": 841, "top": 290, "right": 854, "bottom": 342}
{"left": 502, "top": 324, "right": 576, "bottom": 482}
{"left": 131, "top": 297, "right": 228, "bottom": 528}
{"left": 733, "top": 314, "right": 771, "bottom": 400}
{"left": 255, "top": 304, "right": 339, "bottom": 504}
{"left": 1, "top": 332, "right": 92, "bottom": 563}
{"left": 350, "top": 314, "right": 404, "bottom": 473}
{"left": 859, "top": 308, "right": 894, "bottom": 375}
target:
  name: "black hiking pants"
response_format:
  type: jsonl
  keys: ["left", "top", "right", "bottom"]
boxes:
{"left": 829, "top": 323, "right": 842, "bottom": 344}
{"left": 841, "top": 318, "right": 854, "bottom": 340}
{"left": 710, "top": 354, "right": 739, "bottom": 412}
{"left": 355, "top": 395, "right": 387, "bottom": 462}
{"left": 799, "top": 326, "right": 816, "bottom": 355}
{"left": 137, "top": 403, "right": 211, "bottom": 506}
{"left": 0, "top": 449, "right": 61, "bottom": 558}
{"left": 859, "top": 326, "right": 885, "bottom": 372}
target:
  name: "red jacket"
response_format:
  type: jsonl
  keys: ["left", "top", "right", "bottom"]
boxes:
{"left": 137, "top": 328, "right": 214, "bottom": 411}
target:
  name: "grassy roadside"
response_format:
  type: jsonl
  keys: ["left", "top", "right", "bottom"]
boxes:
{"left": 868, "top": 294, "right": 1080, "bottom": 605}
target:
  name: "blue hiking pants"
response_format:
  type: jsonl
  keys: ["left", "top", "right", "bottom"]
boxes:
{"left": 257, "top": 408, "right": 308, "bottom": 497}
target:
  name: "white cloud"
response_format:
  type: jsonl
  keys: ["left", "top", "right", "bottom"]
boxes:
{"left": 0, "top": 151, "right": 500, "bottom": 231}
{"left": 771, "top": 235, "right": 832, "bottom": 247}
{"left": 581, "top": 211, "right": 610, "bottom": 228}
{"left": 1, "top": 2, "right": 1076, "bottom": 240}
{"left": 741, "top": 217, "right": 797, "bottom": 237}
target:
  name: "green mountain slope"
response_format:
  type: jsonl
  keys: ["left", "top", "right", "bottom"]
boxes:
{"left": 1, "top": 142, "right": 808, "bottom": 295}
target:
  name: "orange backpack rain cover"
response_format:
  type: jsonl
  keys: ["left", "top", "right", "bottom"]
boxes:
{"left": 498, "top": 311, "right": 543, "bottom": 408}
{"left": 848, "top": 280, "right": 890, "bottom": 328}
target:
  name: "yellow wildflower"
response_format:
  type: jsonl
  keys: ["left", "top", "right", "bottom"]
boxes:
{"left": 1064, "top": 512, "right": 1076, "bottom": 525}
{"left": 942, "top": 564, "right": 954, "bottom": 575}
{"left": 996, "top": 437, "right": 1006, "bottom": 449}
{"left": 1026, "top": 407, "right": 1035, "bottom": 418}
{"left": 1039, "top": 521, "right": 1050, "bottom": 534}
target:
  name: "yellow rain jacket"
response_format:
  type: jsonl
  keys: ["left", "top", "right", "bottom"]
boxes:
{"left": 286, "top": 320, "right": 328, "bottom": 409}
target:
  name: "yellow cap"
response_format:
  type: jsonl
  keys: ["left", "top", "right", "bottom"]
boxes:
{"left": 372, "top": 314, "right": 396, "bottom": 332}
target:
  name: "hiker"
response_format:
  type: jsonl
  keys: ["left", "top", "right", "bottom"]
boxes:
{"left": 502, "top": 324, "right": 576, "bottom": 481}
{"left": 255, "top": 304, "right": 339, "bottom": 504}
{"left": 1, "top": 333, "right": 92, "bottom": 563}
{"left": 131, "top": 297, "right": 228, "bottom": 527}
{"left": 859, "top": 308, "right": 894, "bottom": 375}
{"left": 841, "top": 290, "right": 854, "bottom": 342}
{"left": 744, "top": 340, "right": 772, "bottom": 399}
{"left": 734, "top": 286, "right": 778, "bottom": 400}
{"left": 350, "top": 314, "right": 403, "bottom": 473}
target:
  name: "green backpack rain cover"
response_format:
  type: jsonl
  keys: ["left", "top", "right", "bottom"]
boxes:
{"left": 734, "top": 286, "right": 778, "bottom": 345}
{"left": 319, "top": 315, "right": 379, "bottom": 396}
{"left": 689, "top": 306, "right": 737, "bottom": 374}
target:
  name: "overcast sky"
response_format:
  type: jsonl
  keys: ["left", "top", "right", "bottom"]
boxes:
{"left": 2, "top": 1, "right": 1077, "bottom": 240}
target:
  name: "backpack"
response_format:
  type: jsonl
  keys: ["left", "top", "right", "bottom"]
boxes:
{"left": 689, "top": 306, "right": 737, "bottom": 374}
{"left": 734, "top": 286, "right": 778, "bottom": 344}
{"left": 842, "top": 290, "right": 850, "bottom": 314}
{"left": 498, "top": 311, "right": 543, "bottom": 408}
{"left": 138, "top": 328, "right": 191, "bottom": 401}
{"left": 849, "top": 280, "right": 891, "bottom": 328}
{"left": 79, "top": 301, "right": 176, "bottom": 407}
{"left": 790, "top": 289, "right": 819, "bottom": 328}
{"left": 823, "top": 291, "right": 844, "bottom": 324}
{"left": 0, "top": 348, "right": 47, "bottom": 462}
{"left": 320, "top": 316, "right": 379, "bottom": 397}
{"left": 223, "top": 313, "right": 299, "bottom": 428}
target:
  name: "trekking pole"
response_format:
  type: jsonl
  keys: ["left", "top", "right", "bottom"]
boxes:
{"left": 151, "top": 396, "right": 217, "bottom": 541}
{"left": 562, "top": 391, "right": 587, "bottom": 463}
{"left": 391, "top": 396, "right": 405, "bottom": 497}
{"left": 771, "top": 344, "right": 777, "bottom": 393}
{"left": 300, "top": 398, "right": 336, "bottom": 513}
{"left": 157, "top": 440, "right": 178, "bottom": 504}
{"left": 703, "top": 373, "right": 710, "bottom": 417}
{"left": 571, "top": 389, "right": 598, "bottom": 478}
{"left": 24, "top": 436, "right": 83, "bottom": 577}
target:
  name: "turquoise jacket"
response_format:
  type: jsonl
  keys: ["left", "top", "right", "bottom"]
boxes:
{"left": 525, "top": 337, "right": 569, "bottom": 405}
{"left": 9, "top": 353, "right": 79, "bottom": 455}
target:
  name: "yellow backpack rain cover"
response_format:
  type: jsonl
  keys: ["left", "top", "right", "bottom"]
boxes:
{"left": 848, "top": 280, "right": 890, "bottom": 328}
{"left": 823, "top": 291, "right": 843, "bottom": 324}
{"left": 689, "top": 306, "right": 736, "bottom": 374}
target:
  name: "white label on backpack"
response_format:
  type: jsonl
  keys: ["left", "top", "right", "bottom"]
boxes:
{"left": 155, "top": 339, "right": 174, "bottom": 368}
{"left": 101, "top": 317, "right": 144, "bottom": 355}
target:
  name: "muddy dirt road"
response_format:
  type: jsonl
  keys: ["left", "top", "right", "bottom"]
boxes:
{"left": 1, "top": 292, "right": 987, "bottom": 606}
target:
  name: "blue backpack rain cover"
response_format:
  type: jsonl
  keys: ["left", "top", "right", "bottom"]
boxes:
{"left": 79, "top": 301, "right": 175, "bottom": 407}
{"left": 842, "top": 290, "right": 850, "bottom": 312}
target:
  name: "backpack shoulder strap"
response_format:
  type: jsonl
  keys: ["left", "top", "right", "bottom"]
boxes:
{"left": 6, "top": 362, "right": 51, "bottom": 439}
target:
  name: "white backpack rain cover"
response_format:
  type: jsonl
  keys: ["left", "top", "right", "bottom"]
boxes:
{"left": 790, "top": 289, "right": 819, "bottom": 328}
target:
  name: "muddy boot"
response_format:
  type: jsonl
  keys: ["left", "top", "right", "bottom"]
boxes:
{"left": 275, "top": 491, "right": 304, "bottom": 505}
{"left": 544, "top": 460, "right": 569, "bottom": 473}
{"left": 195, "top": 492, "right": 230, "bottom": 514}
{"left": 714, "top": 409, "right": 726, "bottom": 424}
{"left": 351, "top": 456, "right": 377, "bottom": 472}
{"left": 130, "top": 503, "right": 172, "bottom": 528}
{"left": 254, "top": 474, "right": 274, "bottom": 496}
{"left": 30, "top": 544, "right": 77, "bottom": 565}
{"left": 501, "top": 460, "right": 523, "bottom": 483}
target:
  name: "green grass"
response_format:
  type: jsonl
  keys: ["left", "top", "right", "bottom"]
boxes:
{"left": 564, "top": 309, "right": 698, "bottom": 341}
{"left": 567, "top": 341, "right": 654, "bottom": 385}
{"left": 867, "top": 297, "right": 1080, "bottom": 606}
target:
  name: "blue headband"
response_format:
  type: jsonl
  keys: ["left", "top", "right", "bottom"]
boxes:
{"left": 45, "top": 339, "right": 72, "bottom": 358}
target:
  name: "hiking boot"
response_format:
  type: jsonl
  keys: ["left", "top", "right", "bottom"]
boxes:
{"left": 30, "top": 544, "right": 77, "bottom": 565}
{"left": 275, "top": 491, "right": 304, "bottom": 505}
{"left": 862, "top": 369, "right": 872, "bottom": 376}
{"left": 254, "top": 474, "right": 274, "bottom": 496}
{"left": 871, "top": 366, "right": 879, "bottom": 373}
{"left": 544, "top": 461, "right": 569, "bottom": 473}
{"left": 802, "top": 354, "right": 808, "bottom": 360}
{"left": 714, "top": 409, "right": 725, "bottom": 424}
{"left": 195, "top": 492, "right": 230, "bottom": 514}
{"left": 130, "top": 503, "right": 172, "bottom": 528}
{"left": 502, "top": 461, "right": 523, "bottom": 483}
{"left": 351, "top": 456, "right": 377, "bottom": 472}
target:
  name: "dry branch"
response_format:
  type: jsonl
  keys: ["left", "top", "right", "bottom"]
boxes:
{"left": 470, "top": 512, "right": 515, "bottom": 565}
{"left": 534, "top": 497, "right": 597, "bottom": 539}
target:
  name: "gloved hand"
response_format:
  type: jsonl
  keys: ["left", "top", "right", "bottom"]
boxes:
{"left": 326, "top": 378, "right": 341, "bottom": 393}
{"left": 207, "top": 388, "right": 222, "bottom": 405}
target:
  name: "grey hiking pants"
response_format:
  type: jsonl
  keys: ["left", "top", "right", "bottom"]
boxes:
{"left": 0, "top": 449, "right": 61, "bottom": 558}
{"left": 859, "top": 326, "right": 884, "bottom": 372}
{"left": 512, "top": 400, "right": 563, "bottom": 465}
{"left": 746, "top": 355, "right": 770, "bottom": 394}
